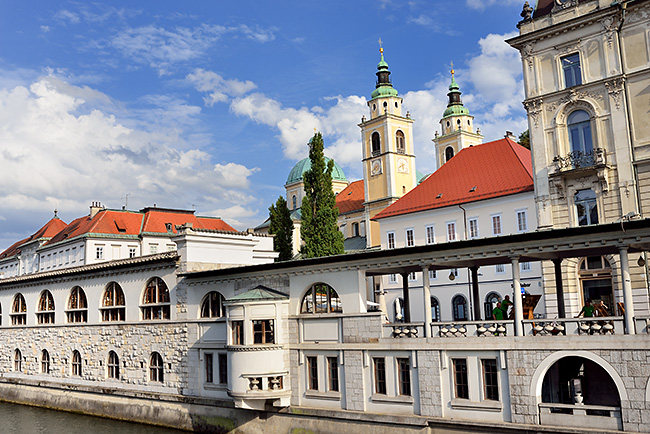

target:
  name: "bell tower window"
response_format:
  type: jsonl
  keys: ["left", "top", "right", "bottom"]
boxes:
{"left": 371, "top": 132, "right": 381, "bottom": 156}
{"left": 445, "top": 146, "right": 455, "bottom": 163}
{"left": 396, "top": 130, "right": 405, "bottom": 154}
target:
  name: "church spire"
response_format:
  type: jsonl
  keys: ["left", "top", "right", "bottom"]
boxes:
{"left": 371, "top": 40, "right": 398, "bottom": 100}
{"left": 443, "top": 64, "right": 469, "bottom": 118}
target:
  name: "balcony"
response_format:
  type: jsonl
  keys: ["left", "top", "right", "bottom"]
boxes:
{"left": 553, "top": 148, "right": 606, "bottom": 173}
{"left": 539, "top": 403, "right": 622, "bottom": 430}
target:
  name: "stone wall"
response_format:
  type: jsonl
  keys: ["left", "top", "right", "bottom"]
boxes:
{"left": 416, "top": 350, "right": 442, "bottom": 417}
{"left": 342, "top": 314, "right": 381, "bottom": 343}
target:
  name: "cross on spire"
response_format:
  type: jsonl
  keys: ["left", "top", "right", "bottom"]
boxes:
{"left": 450, "top": 61, "right": 455, "bottom": 76}
{"left": 378, "top": 37, "right": 383, "bottom": 54}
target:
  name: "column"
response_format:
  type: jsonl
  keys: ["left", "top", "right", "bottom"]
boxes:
{"left": 511, "top": 257, "right": 524, "bottom": 336}
{"left": 377, "top": 283, "right": 388, "bottom": 324}
{"left": 422, "top": 265, "right": 432, "bottom": 337}
{"left": 553, "top": 258, "right": 566, "bottom": 318}
{"left": 401, "top": 272, "right": 411, "bottom": 323}
{"left": 471, "top": 266, "right": 481, "bottom": 321}
{"left": 618, "top": 246, "right": 636, "bottom": 334}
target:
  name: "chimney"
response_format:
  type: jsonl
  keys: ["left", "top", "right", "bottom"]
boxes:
{"left": 90, "top": 201, "right": 104, "bottom": 218}
{"left": 505, "top": 131, "right": 515, "bottom": 139}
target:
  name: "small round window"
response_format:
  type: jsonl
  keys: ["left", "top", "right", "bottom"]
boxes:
{"left": 383, "top": 101, "right": 388, "bottom": 108}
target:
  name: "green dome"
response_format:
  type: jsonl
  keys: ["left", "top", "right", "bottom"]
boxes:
{"left": 442, "top": 72, "right": 470, "bottom": 119}
{"left": 370, "top": 50, "right": 399, "bottom": 101}
{"left": 286, "top": 157, "right": 347, "bottom": 185}
{"left": 443, "top": 105, "right": 470, "bottom": 118}
{"left": 371, "top": 86, "right": 399, "bottom": 99}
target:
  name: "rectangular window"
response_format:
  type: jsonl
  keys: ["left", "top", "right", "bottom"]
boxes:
{"left": 447, "top": 222, "right": 456, "bottom": 241}
{"left": 129, "top": 247, "right": 136, "bottom": 258}
{"left": 387, "top": 232, "right": 395, "bottom": 249}
{"left": 327, "top": 356, "right": 339, "bottom": 392}
{"left": 521, "top": 261, "right": 531, "bottom": 272}
{"left": 232, "top": 321, "right": 243, "bottom": 345}
{"left": 373, "top": 357, "right": 386, "bottom": 395}
{"left": 71, "top": 247, "right": 76, "bottom": 263}
{"left": 96, "top": 246, "right": 104, "bottom": 260}
{"left": 450, "top": 268, "right": 459, "bottom": 278}
{"left": 205, "top": 353, "right": 214, "bottom": 383}
{"left": 482, "top": 359, "right": 499, "bottom": 401}
{"left": 468, "top": 218, "right": 479, "bottom": 239}
{"left": 150, "top": 244, "right": 158, "bottom": 254}
{"left": 389, "top": 274, "right": 397, "bottom": 283}
{"left": 562, "top": 53, "right": 582, "bottom": 88}
{"left": 397, "top": 358, "right": 411, "bottom": 396}
{"left": 307, "top": 356, "right": 319, "bottom": 390}
{"left": 429, "top": 269, "right": 437, "bottom": 280}
{"left": 495, "top": 264, "right": 505, "bottom": 274}
{"left": 253, "top": 319, "right": 274, "bottom": 344}
{"left": 517, "top": 210, "right": 528, "bottom": 232}
{"left": 218, "top": 353, "right": 228, "bottom": 384}
{"left": 492, "top": 215, "right": 502, "bottom": 236}
{"left": 426, "top": 225, "right": 435, "bottom": 245}
{"left": 408, "top": 272, "right": 417, "bottom": 281}
{"left": 453, "top": 358, "right": 469, "bottom": 399}
{"left": 405, "top": 229, "right": 414, "bottom": 247}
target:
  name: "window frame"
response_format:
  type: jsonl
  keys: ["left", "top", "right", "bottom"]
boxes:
{"left": 446, "top": 221, "right": 457, "bottom": 242}
{"left": 14, "top": 348, "right": 22, "bottom": 372}
{"left": 561, "top": 52, "right": 582, "bottom": 88}
{"left": 231, "top": 320, "right": 244, "bottom": 345}
{"left": 327, "top": 356, "right": 339, "bottom": 392}
{"left": 387, "top": 231, "right": 396, "bottom": 249}
{"left": 200, "top": 291, "right": 225, "bottom": 318}
{"left": 395, "top": 130, "right": 405, "bottom": 154}
{"left": 481, "top": 358, "right": 499, "bottom": 401}
{"left": 491, "top": 214, "right": 502, "bottom": 236}
{"left": 425, "top": 225, "right": 435, "bottom": 245}
{"left": 300, "top": 283, "right": 342, "bottom": 314}
{"left": 252, "top": 319, "right": 275, "bottom": 344}
{"left": 72, "top": 350, "right": 82, "bottom": 376}
{"left": 101, "top": 282, "right": 126, "bottom": 322}
{"left": 107, "top": 351, "right": 120, "bottom": 380}
{"left": 149, "top": 352, "right": 164, "bottom": 383}
{"left": 66, "top": 286, "right": 88, "bottom": 323}
{"left": 307, "top": 356, "right": 319, "bottom": 391}
{"left": 396, "top": 357, "right": 411, "bottom": 396}
{"left": 41, "top": 349, "right": 50, "bottom": 374}
{"left": 11, "top": 293, "right": 27, "bottom": 325}
{"left": 218, "top": 353, "right": 228, "bottom": 385}
{"left": 141, "top": 277, "right": 170, "bottom": 320}
{"left": 373, "top": 357, "right": 387, "bottom": 395}
{"left": 205, "top": 352, "right": 214, "bottom": 383}
{"left": 405, "top": 228, "right": 414, "bottom": 247}
{"left": 452, "top": 294, "right": 468, "bottom": 321}
{"left": 516, "top": 209, "right": 528, "bottom": 233}
{"left": 468, "top": 218, "right": 479, "bottom": 239}
{"left": 452, "top": 358, "right": 469, "bottom": 399}
{"left": 36, "top": 290, "right": 55, "bottom": 325}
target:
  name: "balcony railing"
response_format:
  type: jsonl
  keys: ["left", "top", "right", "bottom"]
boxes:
{"left": 432, "top": 320, "right": 515, "bottom": 338}
{"left": 553, "top": 148, "right": 605, "bottom": 172}
{"left": 523, "top": 317, "right": 624, "bottom": 336}
{"left": 539, "top": 403, "right": 622, "bottom": 430}
{"left": 382, "top": 322, "right": 424, "bottom": 338}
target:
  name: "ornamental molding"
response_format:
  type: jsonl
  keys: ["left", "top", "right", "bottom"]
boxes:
{"left": 227, "top": 344, "right": 284, "bottom": 352}
{"left": 523, "top": 98, "right": 543, "bottom": 128}
{"left": 523, "top": 43, "right": 535, "bottom": 71}
{"left": 604, "top": 77, "right": 625, "bottom": 110}
{"left": 600, "top": 15, "right": 620, "bottom": 49}
{"left": 626, "top": 4, "right": 650, "bottom": 25}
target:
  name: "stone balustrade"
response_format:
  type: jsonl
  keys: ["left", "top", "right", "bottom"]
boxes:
{"left": 431, "top": 320, "right": 515, "bottom": 338}
{"left": 538, "top": 402, "right": 622, "bottom": 430}
{"left": 523, "top": 317, "right": 624, "bottom": 336}
{"left": 382, "top": 322, "right": 424, "bottom": 338}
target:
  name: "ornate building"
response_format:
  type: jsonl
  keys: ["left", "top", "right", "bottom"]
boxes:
{"left": 508, "top": 0, "right": 650, "bottom": 317}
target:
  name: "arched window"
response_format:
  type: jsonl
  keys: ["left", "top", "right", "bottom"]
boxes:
{"left": 36, "top": 290, "right": 55, "bottom": 324}
{"left": 142, "top": 277, "right": 170, "bottom": 320}
{"left": 352, "top": 222, "right": 360, "bottom": 237}
{"left": 200, "top": 291, "right": 225, "bottom": 318}
{"left": 396, "top": 130, "right": 405, "bottom": 154}
{"left": 452, "top": 295, "right": 468, "bottom": 321}
{"left": 371, "top": 132, "right": 381, "bottom": 155}
{"left": 67, "top": 286, "right": 88, "bottom": 323}
{"left": 431, "top": 297, "right": 440, "bottom": 322}
{"left": 445, "top": 146, "right": 455, "bottom": 163}
{"left": 568, "top": 110, "right": 593, "bottom": 154}
{"left": 484, "top": 292, "right": 502, "bottom": 320}
{"left": 300, "top": 283, "right": 342, "bottom": 314}
{"left": 72, "top": 350, "right": 82, "bottom": 376}
{"left": 575, "top": 189, "right": 598, "bottom": 226}
{"left": 11, "top": 294, "right": 26, "bottom": 325}
{"left": 41, "top": 349, "right": 50, "bottom": 374}
{"left": 108, "top": 351, "right": 120, "bottom": 379}
{"left": 14, "top": 349, "right": 22, "bottom": 372}
{"left": 292, "top": 195, "right": 297, "bottom": 210}
{"left": 149, "top": 352, "right": 164, "bottom": 382}
{"left": 101, "top": 282, "right": 125, "bottom": 322}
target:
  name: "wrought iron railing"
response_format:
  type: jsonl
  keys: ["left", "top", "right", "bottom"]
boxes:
{"left": 553, "top": 148, "right": 605, "bottom": 171}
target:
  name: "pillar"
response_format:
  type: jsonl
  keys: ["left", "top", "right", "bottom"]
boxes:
{"left": 553, "top": 258, "right": 566, "bottom": 318}
{"left": 471, "top": 266, "right": 481, "bottom": 321}
{"left": 422, "top": 265, "right": 432, "bottom": 337}
{"left": 618, "top": 246, "right": 636, "bottom": 334}
{"left": 401, "top": 272, "right": 411, "bottom": 323}
{"left": 511, "top": 257, "right": 524, "bottom": 336}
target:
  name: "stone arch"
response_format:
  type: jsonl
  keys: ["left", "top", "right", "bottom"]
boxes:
{"left": 298, "top": 282, "right": 342, "bottom": 315}
{"left": 554, "top": 99, "right": 604, "bottom": 157}
{"left": 555, "top": 99, "right": 599, "bottom": 126}
{"left": 529, "top": 350, "right": 628, "bottom": 406}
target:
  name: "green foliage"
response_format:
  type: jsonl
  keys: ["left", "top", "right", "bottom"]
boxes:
{"left": 300, "top": 132, "right": 345, "bottom": 258}
{"left": 268, "top": 196, "right": 294, "bottom": 261}
{"left": 518, "top": 130, "right": 530, "bottom": 150}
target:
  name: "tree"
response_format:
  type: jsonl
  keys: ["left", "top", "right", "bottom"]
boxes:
{"left": 300, "top": 132, "right": 345, "bottom": 258}
{"left": 268, "top": 196, "right": 294, "bottom": 261}
{"left": 518, "top": 130, "right": 530, "bottom": 150}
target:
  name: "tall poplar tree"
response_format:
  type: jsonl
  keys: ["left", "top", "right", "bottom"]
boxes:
{"left": 268, "top": 196, "right": 294, "bottom": 261}
{"left": 300, "top": 132, "right": 345, "bottom": 258}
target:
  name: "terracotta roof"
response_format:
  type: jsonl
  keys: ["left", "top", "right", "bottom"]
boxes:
{"left": 141, "top": 208, "right": 236, "bottom": 234}
{"left": 0, "top": 217, "right": 68, "bottom": 259}
{"left": 336, "top": 180, "right": 365, "bottom": 215}
{"left": 45, "top": 210, "right": 143, "bottom": 245}
{"left": 373, "top": 138, "right": 534, "bottom": 220}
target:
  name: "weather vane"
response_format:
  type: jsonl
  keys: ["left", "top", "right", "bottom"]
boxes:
{"left": 378, "top": 37, "right": 383, "bottom": 54}
{"left": 450, "top": 61, "right": 455, "bottom": 77}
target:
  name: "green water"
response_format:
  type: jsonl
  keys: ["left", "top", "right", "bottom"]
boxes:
{"left": 0, "top": 401, "right": 189, "bottom": 434}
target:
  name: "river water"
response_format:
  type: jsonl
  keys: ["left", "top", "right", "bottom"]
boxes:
{"left": 0, "top": 401, "right": 189, "bottom": 434}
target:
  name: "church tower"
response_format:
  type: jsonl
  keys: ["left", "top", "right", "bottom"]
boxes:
{"left": 433, "top": 67, "right": 483, "bottom": 169}
{"left": 359, "top": 45, "right": 416, "bottom": 248}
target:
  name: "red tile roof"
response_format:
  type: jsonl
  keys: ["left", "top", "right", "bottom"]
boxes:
{"left": 373, "top": 138, "right": 534, "bottom": 220}
{"left": 336, "top": 180, "right": 365, "bottom": 215}
{"left": 141, "top": 208, "right": 236, "bottom": 234}
{"left": 0, "top": 217, "right": 68, "bottom": 259}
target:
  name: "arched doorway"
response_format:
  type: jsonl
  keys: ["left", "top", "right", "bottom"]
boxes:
{"left": 539, "top": 355, "right": 622, "bottom": 430}
{"left": 579, "top": 256, "right": 614, "bottom": 315}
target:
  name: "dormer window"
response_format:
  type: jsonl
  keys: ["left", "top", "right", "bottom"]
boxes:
{"left": 165, "top": 223, "right": 173, "bottom": 232}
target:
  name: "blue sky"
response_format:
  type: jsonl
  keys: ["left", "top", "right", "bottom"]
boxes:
{"left": 0, "top": 0, "right": 529, "bottom": 251}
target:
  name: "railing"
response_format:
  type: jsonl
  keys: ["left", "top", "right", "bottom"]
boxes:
{"left": 553, "top": 148, "right": 605, "bottom": 171}
{"left": 523, "top": 317, "right": 623, "bottom": 336}
{"left": 382, "top": 322, "right": 424, "bottom": 338}
{"left": 244, "top": 373, "right": 287, "bottom": 392}
{"left": 539, "top": 403, "right": 622, "bottom": 430}
{"left": 431, "top": 320, "right": 515, "bottom": 338}
{"left": 635, "top": 315, "right": 650, "bottom": 334}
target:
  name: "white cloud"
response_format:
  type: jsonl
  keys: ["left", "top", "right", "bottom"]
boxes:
{"left": 110, "top": 24, "right": 277, "bottom": 75}
{"left": 186, "top": 69, "right": 257, "bottom": 105}
{"left": 0, "top": 76, "right": 260, "bottom": 234}
{"left": 466, "top": 0, "right": 521, "bottom": 10}
{"left": 54, "top": 9, "right": 80, "bottom": 24}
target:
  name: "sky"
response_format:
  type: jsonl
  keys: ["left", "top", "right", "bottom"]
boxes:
{"left": 0, "top": 0, "right": 530, "bottom": 251}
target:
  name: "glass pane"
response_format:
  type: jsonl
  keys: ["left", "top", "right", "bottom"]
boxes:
{"left": 568, "top": 110, "right": 590, "bottom": 124}
{"left": 587, "top": 256, "right": 603, "bottom": 270}
{"left": 570, "top": 128, "right": 582, "bottom": 153}
{"left": 314, "top": 285, "right": 327, "bottom": 313}
{"left": 581, "top": 124, "right": 593, "bottom": 153}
